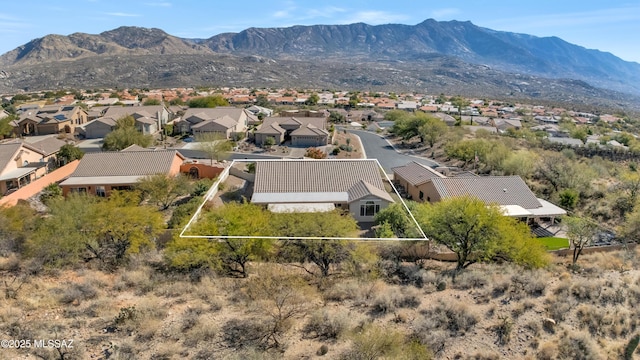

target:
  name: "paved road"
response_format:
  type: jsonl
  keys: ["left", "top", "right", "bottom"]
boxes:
{"left": 347, "top": 129, "right": 439, "bottom": 173}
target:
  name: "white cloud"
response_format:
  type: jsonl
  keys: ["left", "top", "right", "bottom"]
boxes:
{"left": 306, "top": 6, "right": 347, "bottom": 18}
{"left": 273, "top": 10, "right": 290, "bottom": 19}
{"left": 105, "top": 12, "right": 141, "bottom": 17}
{"left": 344, "top": 11, "right": 409, "bottom": 25}
{"left": 430, "top": 8, "right": 460, "bottom": 19}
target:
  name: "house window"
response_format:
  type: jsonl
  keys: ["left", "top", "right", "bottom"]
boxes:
{"left": 189, "top": 167, "right": 199, "bottom": 179}
{"left": 70, "top": 187, "right": 87, "bottom": 193}
{"left": 360, "top": 200, "right": 380, "bottom": 217}
{"left": 419, "top": 191, "right": 424, "bottom": 200}
{"left": 96, "top": 186, "right": 106, "bottom": 197}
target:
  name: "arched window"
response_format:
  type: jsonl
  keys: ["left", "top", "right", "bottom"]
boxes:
{"left": 189, "top": 167, "right": 199, "bottom": 179}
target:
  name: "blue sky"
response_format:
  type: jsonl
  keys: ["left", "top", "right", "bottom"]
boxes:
{"left": 1, "top": 0, "right": 639, "bottom": 63}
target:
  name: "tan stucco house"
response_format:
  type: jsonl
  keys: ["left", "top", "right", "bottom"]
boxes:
{"left": 59, "top": 150, "right": 185, "bottom": 197}
{"left": 251, "top": 159, "right": 393, "bottom": 222}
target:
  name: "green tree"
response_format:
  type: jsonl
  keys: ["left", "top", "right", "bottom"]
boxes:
{"left": 502, "top": 150, "right": 538, "bottom": 178}
{"left": 0, "top": 203, "right": 37, "bottom": 255}
{"left": 450, "top": 95, "right": 470, "bottom": 115}
{"left": 535, "top": 151, "right": 595, "bottom": 194}
{"left": 187, "top": 95, "right": 229, "bottom": 108}
{"left": 56, "top": 144, "right": 84, "bottom": 166}
{"left": 83, "top": 192, "right": 164, "bottom": 270}
{"left": 143, "top": 98, "right": 161, "bottom": 105}
{"left": 169, "top": 98, "right": 185, "bottom": 106}
{"left": 136, "top": 173, "right": 192, "bottom": 210}
{"left": 418, "top": 115, "right": 448, "bottom": 148}
{"left": 374, "top": 202, "right": 421, "bottom": 238}
{"left": 189, "top": 202, "right": 274, "bottom": 277}
{"left": 275, "top": 210, "right": 360, "bottom": 277}
{"left": 564, "top": 216, "right": 598, "bottom": 266}
{"left": 39, "top": 183, "right": 63, "bottom": 205}
{"left": 194, "top": 132, "right": 233, "bottom": 165}
{"left": 493, "top": 216, "right": 549, "bottom": 268}
{"left": 614, "top": 170, "right": 640, "bottom": 217}
{"left": 558, "top": 189, "right": 579, "bottom": 211}
{"left": 27, "top": 194, "right": 98, "bottom": 267}
{"left": 620, "top": 207, "right": 640, "bottom": 243}
{"left": 391, "top": 114, "right": 430, "bottom": 140}
{"left": 328, "top": 111, "right": 346, "bottom": 123}
{"left": 0, "top": 114, "right": 17, "bottom": 139}
{"left": 165, "top": 235, "right": 218, "bottom": 272}
{"left": 306, "top": 93, "right": 319, "bottom": 106}
{"left": 263, "top": 136, "right": 276, "bottom": 150}
{"left": 255, "top": 94, "right": 270, "bottom": 107}
{"left": 416, "top": 196, "right": 503, "bottom": 270}
{"left": 27, "top": 192, "right": 163, "bottom": 269}
{"left": 570, "top": 127, "right": 588, "bottom": 144}
{"left": 102, "top": 115, "right": 153, "bottom": 151}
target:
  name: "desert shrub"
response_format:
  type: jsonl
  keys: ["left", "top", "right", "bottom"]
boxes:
{"left": 168, "top": 196, "right": 202, "bottom": 228}
{"left": 113, "top": 306, "right": 137, "bottom": 326}
{"left": 492, "top": 315, "right": 513, "bottom": 345}
{"left": 413, "top": 329, "right": 447, "bottom": 356}
{"left": 154, "top": 281, "right": 194, "bottom": 298}
{"left": 370, "top": 286, "right": 421, "bottom": 315}
{"left": 0, "top": 254, "right": 20, "bottom": 272}
{"left": 181, "top": 306, "right": 202, "bottom": 332}
{"left": 58, "top": 282, "right": 98, "bottom": 304}
{"left": 113, "top": 268, "right": 155, "bottom": 294}
{"left": 536, "top": 342, "right": 557, "bottom": 360}
{"left": 627, "top": 284, "right": 640, "bottom": 307}
{"left": 556, "top": 331, "right": 601, "bottom": 360}
{"left": 135, "top": 317, "right": 162, "bottom": 342}
{"left": 544, "top": 295, "right": 574, "bottom": 322}
{"left": 599, "top": 286, "right": 626, "bottom": 306}
{"left": 191, "top": 179, "right": 213, "bottom": 197}
{"left": 341, "top": 324, "right": 432, "bottom": 360}
{"left": 378, "top": 258, "right": 440, "bottom": 287}
{"left": 183, "top": 321, "right": 217, "bottom": 348}
{"left": 453, "top": 269, "right": 490, "bottom": 290}
{"left": 303, "top": 309, "right": 350, "bottom": 340}
{"left": 465, "top": 352, "right": 501, "bottom": 360}
{"left": 525, "top": 320, "right": 541, "bottom": 337}
{"left": 418, "top": 300, "right": 479, "bottom": 335}
{"left": 222, "top": 317, "right": 274, "bottom": 350}
{"left": 323, "top": 279, "right": 380, "bottom": 305}
{"left": 492, "top": 279, "right": 510, "bottom": 298}
{"left": 571, "top": 278, "right": 602, "bottom": 301}
{"left": 510, "top": 271, "right": 546, "bottom": 299}
{"left": 223, "top": 348, "right": 280, "bottom": 360}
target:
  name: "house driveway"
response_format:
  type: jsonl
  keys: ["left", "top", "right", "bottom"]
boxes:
{"left": 346, "top": 129, "right": 439, "bottom": 173}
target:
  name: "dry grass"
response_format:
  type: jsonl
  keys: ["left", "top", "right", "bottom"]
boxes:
{"left": 3, "top": 251, "right": 640, "bottom": 359}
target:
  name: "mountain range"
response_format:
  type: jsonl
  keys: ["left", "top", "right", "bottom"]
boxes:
{"left": 0, "top": 20, "right": 639, "bottom": 109}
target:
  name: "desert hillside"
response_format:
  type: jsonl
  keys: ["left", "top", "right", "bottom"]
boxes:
{"left": 1, "top": 247, "right": 639, "bottom": 359}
